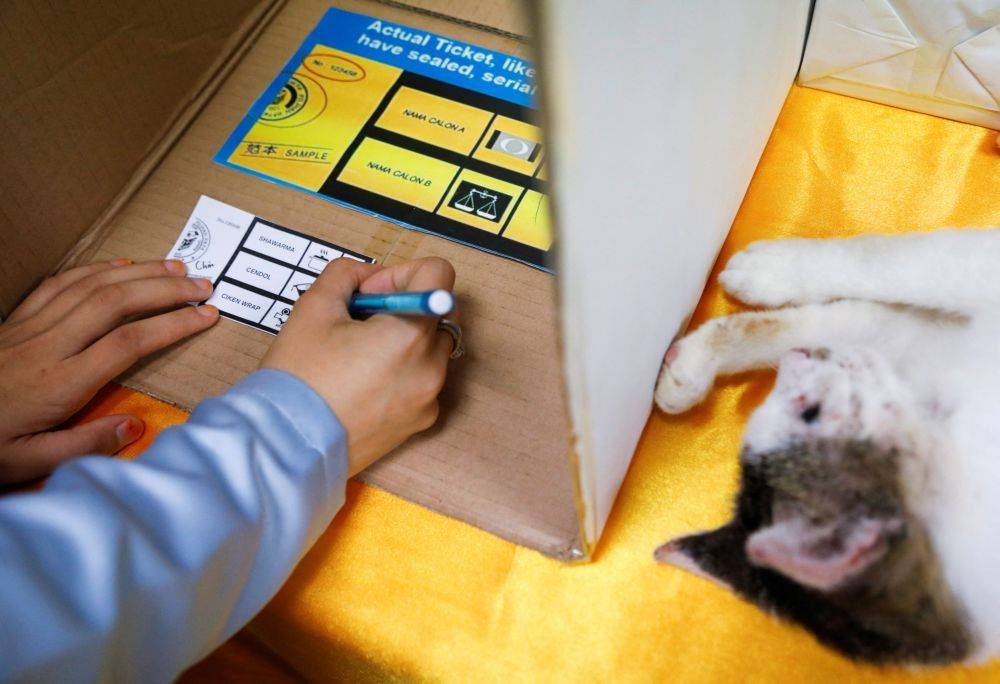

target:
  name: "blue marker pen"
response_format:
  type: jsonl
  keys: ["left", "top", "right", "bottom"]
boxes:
{"left": 347, "top": 289, "right": 455, "bottom": 317}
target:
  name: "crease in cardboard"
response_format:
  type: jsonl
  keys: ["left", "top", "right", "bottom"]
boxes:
{"left": 0, "top": 0, "right": 292, "bottom": 315}
{"left": 60, "top": 0, "right": 289, "bottom": 275}
{"left": 372, "top": 0, "right": 530, "bottom": 42}
{"left": 525, "top": 0, "right": 589, "bottom": 560}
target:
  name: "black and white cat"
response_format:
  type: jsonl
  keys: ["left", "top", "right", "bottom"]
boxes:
{"left": 654, "top": 229, "right": 1000, "bottom": 665}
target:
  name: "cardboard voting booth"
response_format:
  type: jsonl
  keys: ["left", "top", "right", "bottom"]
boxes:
{"left": 0, "top": 0, "right": 809, "bottom": 560}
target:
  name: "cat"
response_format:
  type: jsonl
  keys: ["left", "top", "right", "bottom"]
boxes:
{"left": 653, "top": 228, "right": 1000, "bottom": 666}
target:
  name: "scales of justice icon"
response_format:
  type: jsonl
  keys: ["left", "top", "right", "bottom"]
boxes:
{"left": 453, "top": 186, "right": 500, "bottom": 221}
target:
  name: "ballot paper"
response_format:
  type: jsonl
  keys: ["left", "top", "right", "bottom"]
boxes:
{"left": 166, "top": 195, "right": 373, "bottom": 334}
{"left": 214, "top": 7, "right": 552, "bottom": 270}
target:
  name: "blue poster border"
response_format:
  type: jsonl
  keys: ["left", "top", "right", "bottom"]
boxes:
{"left": 213, "top": 7, "right": 547, "bottom": 270}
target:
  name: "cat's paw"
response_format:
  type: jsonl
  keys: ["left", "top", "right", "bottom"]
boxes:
{"left": 655, "top": 338, "right": 716, "bottom": 414}
{"left": 719, "top": 239, "right": 813, "bottom": 306}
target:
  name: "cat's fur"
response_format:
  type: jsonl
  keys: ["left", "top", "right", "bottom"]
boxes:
{"left": 654, "top": 229, "right": 1000, "bottom": 665}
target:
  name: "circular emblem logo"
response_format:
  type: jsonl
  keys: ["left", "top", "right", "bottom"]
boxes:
{"left": 496, "top": 136, "right": 533, "bottom": 157}
{"left": 172, "top": 218, "right": 211, "bottom": 264}
{"left": 263, "top": 77, "right": 309, "bottom": 122}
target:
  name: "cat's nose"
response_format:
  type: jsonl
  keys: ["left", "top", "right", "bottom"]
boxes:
{"left": 800, "top": 403, "right": 822, "bottom": 424}
{"left": 654, "top": 540, "right": 681, "bottom": 564}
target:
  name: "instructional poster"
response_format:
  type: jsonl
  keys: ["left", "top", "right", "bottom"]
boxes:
{"left": 215, "top": 8, "right": 551, "bottom": 270}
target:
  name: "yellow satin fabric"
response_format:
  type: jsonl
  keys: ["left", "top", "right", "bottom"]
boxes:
{"left": 82, "top": 85, "right": 1000, "bottom": 681}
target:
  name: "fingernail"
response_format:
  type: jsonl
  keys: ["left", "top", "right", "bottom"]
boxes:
{"left": 116, "top": 418, "right": 143, "bottom": 445}
{"left": 194, "top": 278, "right": 213, "bottom": 292}
{"left": 111, "top": 258, "right": 132, "bottom": 267}
{"left": 164, "top": 259, "right": 187, "bottom": 275}
{"left": 196, "top": 304, "right": 219, "bottom": 318}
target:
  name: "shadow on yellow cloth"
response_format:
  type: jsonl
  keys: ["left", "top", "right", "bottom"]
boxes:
{"left": 76, "top": 85, "right": 1000, "bottom": 682}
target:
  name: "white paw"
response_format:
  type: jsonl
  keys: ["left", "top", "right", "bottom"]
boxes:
{"left": 719, "top": 239, "right": 813, "bottom": 307}
{"left": 654, "top": 338, "right": 716, "bottom": 414}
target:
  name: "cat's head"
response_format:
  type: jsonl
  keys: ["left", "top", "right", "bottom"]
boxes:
{"left": 742, "top": 346, "right": 920, "bottom": 457}
{"left": 656, "top": 347, "right": 972, "bottom": 664}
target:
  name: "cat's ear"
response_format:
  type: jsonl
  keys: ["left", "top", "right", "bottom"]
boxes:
{"left": 745, "top": 517, "right": 903, "bottom": 591}
{"left": 655, "top": 524, "right": 756, "bottom": 592}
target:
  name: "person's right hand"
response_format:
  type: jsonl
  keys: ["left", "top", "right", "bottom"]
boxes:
{"left": 261, "top": 257, "right": 457, "bottom": 476}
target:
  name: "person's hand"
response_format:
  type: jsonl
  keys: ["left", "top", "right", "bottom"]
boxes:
{"left": 0, "top": 259, "right": 219, "bottom": 483}
{"left": 261, "top": 256, "right": 456, "bottom": 476}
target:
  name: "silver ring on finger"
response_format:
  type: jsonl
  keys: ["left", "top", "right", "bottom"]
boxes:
{"left": 436, "top": 318, "right": 464, "bottom": 360}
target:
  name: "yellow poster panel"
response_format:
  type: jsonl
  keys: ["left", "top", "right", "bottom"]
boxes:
{"left": 471, "top": 116, "right": 544, "bottom": 176}
{"left": 503, "top": 190, "right": 552, "bottom": 250}
{"left": 228, "top": 47, "right": 401, "bottom": 191}
{"left": 375, "top": 87, "right": 494, "bottom": 155}
{"left": 437, "top": 170, "right": 524, "bottom": 234}
{"left": 337, "top": 138, "right": 458, "bottom": 211}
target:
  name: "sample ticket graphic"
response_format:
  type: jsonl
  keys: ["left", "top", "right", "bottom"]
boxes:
{"left": 215, "top": 8, "right": 551, "bottom": 270}
{"left": 167, "top": 196, "right": 373, "bottom": 334}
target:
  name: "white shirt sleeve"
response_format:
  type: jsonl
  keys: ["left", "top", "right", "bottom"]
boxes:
{"left": 0, "top": 369, "right": 348, "bottom": 682}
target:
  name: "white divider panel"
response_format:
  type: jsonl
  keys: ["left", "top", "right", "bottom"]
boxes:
{"left": 540, "top": 0, "right": 811, "bottom": 547}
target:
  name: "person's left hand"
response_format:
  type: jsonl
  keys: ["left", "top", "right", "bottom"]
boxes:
{"left": 0, "top": 258, "right": 220, "bottom": 483}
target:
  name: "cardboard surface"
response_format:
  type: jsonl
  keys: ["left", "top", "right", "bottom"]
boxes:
{"left": 386, "top": 0, "right": 529, "bottom": 38}
{"left": 0, "top": 0, "right": 276, "bottom": 316}
{"left": 64, "top": 0, "right": 581, "bottom": 558}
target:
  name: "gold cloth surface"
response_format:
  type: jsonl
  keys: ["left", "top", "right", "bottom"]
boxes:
{"left": 75, "top": 85, "right": 1000, "bottom": 681}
